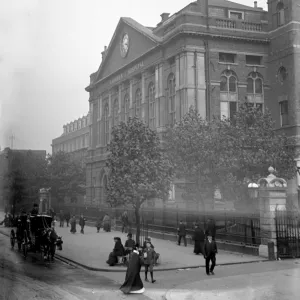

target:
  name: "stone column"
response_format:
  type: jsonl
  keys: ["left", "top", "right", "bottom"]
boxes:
{"left": 175, "top": 55, "right": 180, "bottom": 121}
{"left": 141, "top": 73, "right": 146, "bottom": 121}
{"left": 129, "top": 79, "right": 133, "bottom": 109}
{"left": 196, "top": 52, "right": 206, "bottom": 119}
{"left": 108, "top": 91, "right": 112, "bottom": 142}
{"left": 118, "top": 84, "right": 122, "bottom": 114}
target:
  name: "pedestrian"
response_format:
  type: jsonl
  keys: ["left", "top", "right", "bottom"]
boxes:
{"left": 106, "top": 237, "right": 125, "bottom": 266}
{"left": 193, "top": 224, "right": 205, "bottom": 255}
{"left": 103, "top": 213, "right": 111, "bottom": 232}
{"left": 95, "top": 216, "right": 102, "bottom": 233}
{"left": 30, "top": 203, "right": 39, "bottom": 216}
{"left": 124, "top": 233, "right": 135, "bottom": 255}
{"left": 121, "top": 211, "right": 129, "bottom": 233}
{"left": 59, "top": 210, "right": 65, "bottom": 227}
{"left": 65, "top": 211, "right": 71, "bottom": 227}
{"left": 177, "top": 220, "right": 187, "bottom": 246}
{"left": 203, "top": 233, "right": 218, "bottom": 276}
{"left": 79, "top": 214, "right": 86, "bottom": 234}
{"left": 70, "top": 215, "right": 76, "bottom": 234}
{"left": 143, "top": 241, "right": 156, "bottom": 283}
{"left": 120, "top": 244, "right": 145, "bottom": 294}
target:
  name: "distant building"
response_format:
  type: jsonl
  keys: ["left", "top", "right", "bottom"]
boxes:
{"left": 84, "top": 0, "right": 300, "bottom": 210}
{"left": 51, "top": 114, "right": 90, "bottom": 165}
{"left": 0, "top": 147, "right": 47, "bottom": 211}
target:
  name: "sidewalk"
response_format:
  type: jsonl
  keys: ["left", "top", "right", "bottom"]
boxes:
{"left": 0, "top": 211, "right": 267, "bottom": 272}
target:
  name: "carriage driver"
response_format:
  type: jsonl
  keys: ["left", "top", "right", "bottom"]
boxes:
{"left": 31, "top": 203, "right": 39, "bottom": 216}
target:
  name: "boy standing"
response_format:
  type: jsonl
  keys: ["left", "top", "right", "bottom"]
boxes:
{"left": 143, "top": 241, "right": 156, "bottom": 283}
{"left": 203, "top": 233, "right": 218, "bottom": 275}
{"left": 177, "top": 220, "right": 187, "bottom": 247}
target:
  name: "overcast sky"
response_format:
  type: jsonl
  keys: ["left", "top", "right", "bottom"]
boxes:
{"left": 0, "top": 0, "right": 267, "bottom": 153}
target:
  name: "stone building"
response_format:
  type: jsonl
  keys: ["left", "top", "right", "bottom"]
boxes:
{"left": 85, "top": 0, "right": 300, "bottom": 210}
{"left": 52, "top": 114, "right": 90, "bottom": 165}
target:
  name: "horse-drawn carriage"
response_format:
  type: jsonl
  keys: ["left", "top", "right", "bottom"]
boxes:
{"left": 10, "top": 214, "right": 63, "bottom": 262}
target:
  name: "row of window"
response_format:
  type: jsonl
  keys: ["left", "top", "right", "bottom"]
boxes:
{"left": 219, "top": 53, "right": 262, "bottom": 65}
{"left": 54, "top": 134, "right": 89, "bottom": 153}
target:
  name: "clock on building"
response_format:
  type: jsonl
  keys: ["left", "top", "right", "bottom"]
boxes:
{"left": 120, "top": 33, "right": 129, "bottom": 58}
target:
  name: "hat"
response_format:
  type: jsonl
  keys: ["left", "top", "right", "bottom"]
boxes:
{"left": 127, "top": 233, "right": 132, "bottom": 238}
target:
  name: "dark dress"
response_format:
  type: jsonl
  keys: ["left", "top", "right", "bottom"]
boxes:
{"left": 70, "top": 218, "right": 76, "bottom": 233}
{"left": 120, "top": 251, "right": 144, "bottom": 294}
{"left": 193, "top": 227, "right": 205, "bottom": 254}
{"left": 106, "top": 241, "right": 124, "bottom": 266}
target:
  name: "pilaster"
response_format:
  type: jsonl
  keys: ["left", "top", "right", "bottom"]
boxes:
{"left": 175, "top": 55, "right": 180, "bottom": 121}
{"left": 129, "top": 79, "right": 133, "bottom": 109}
{"left": 118, "top": 85, "right": 122, "bottom": 113}
{"left": 141, "top": 73, "right": 146, "bottom": 121}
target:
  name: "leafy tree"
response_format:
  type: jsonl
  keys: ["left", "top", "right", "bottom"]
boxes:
{"left": 165, "top": 105, "right": 296, "bottom": 211}
{"left": 46, "top": 151, "right": 85, "bottom": 203}
{"left": 106, "top": 117, "right": 174, "bottom": 243}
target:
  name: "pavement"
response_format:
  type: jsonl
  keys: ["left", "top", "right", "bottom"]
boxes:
{"left": 0, "top": 210, "right": 267, "bottom": 272}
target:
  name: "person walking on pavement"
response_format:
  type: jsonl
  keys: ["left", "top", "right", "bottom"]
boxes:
{"left": 143, "top": 241, "right": 156, "bottom": 283}
{"left": 177, "top": 220, "right": 187, "bottom": 246}
{"left": 70, "top": 215, "right": 77, "bottom": 234}
{"left": 79, "top": 214, "right": 86, "bottom": 234}
{"left": 203, "top": 233, "right": 218, "bottom": 276}
{"left": 121, "top": 211, "right": 129, "bottom": 233}
{"left": 95, "top": 215, "right": 102, "bottom": 233}
{"left": 65, "top": 211, "right": 71, "bottom": 227}
{"left": 193, "top": 224, "right": 205, "bottom": 255}
{"left": 59, "top": 210, "right": 65, "bottom": 227}
{"left": 103, "top": 213, "right": 111, "bottom": 232}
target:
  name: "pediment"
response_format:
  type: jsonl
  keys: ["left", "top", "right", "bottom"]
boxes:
{"left": 93, "top": 18, "right": 161, "bottom": 85}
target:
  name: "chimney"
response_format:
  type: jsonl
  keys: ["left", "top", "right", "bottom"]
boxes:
{"left": 101, "top": 46, "right": 107, "bottom": 60}
{"left": 160, "top": 13, "right": 170, "bottom": 22}
{"left": 254, "top": 1, "right": 257, "bottom": 8}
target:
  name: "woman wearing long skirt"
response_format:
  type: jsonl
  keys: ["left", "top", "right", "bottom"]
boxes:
{"left": 120, "top": 245, "right": 145, "bottom": 294}
{"left": 70, "top": 215, "right": 76, "bottom": 234}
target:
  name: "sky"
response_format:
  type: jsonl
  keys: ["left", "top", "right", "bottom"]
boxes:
{"left": 0, "top": 0, "right": 267, "bottom": 154}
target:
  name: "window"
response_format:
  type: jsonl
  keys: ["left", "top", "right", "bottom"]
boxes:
{"left": 220, "top": 70, "right": 238, "bottom": 119}
{"left": 168, "top": 73, "right": 176, "bottom": 125}
{"left": 276, "top": 2, "right": 285, "bottom": 27}
{"left": 104, "top": 103, "right": 109, "bottom": 145}
{"left": 229, "top": 11, "right": 244, "bottom": 20}
{"left": 246, "top": 55, "right": 262, "bottom": 65}
{"left": 135, "top": 89, "right": 142, "bottom": 118}
{"left": 278, "top": 66, "right": 287, "bottom": 83}
{"left": 280, "top": 101, "right": 289, "bottom": 126}
{"left": 124, "top": 94, "right": 130, "bottom": 123}
{"left": 148, "top": 82, "right": 156, "bottom": 128}
{"left": 246, "top": 72, "right": 264, "bottom": 110}
{"left": 113, "top": 98, "right": 119, "bottom": 126}
{"left": 219, "top": 53, "right": 235, "bottom": 63}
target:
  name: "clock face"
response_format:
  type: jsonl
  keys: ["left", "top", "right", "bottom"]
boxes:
{"left": 120, "top": 33, "right": 129, "bottom": 58}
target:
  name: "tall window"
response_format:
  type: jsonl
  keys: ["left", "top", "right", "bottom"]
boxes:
{"left": 168, "top": 73, "right": 176, "bottom": 125}
{"left": 148, "top": 82, "right": 156, "bottom": 128}
{"left": 246, "top": 72, "right": 263, "bottom": 111}
{"left": 104, "top": 103, "right": 109, "bottom": 145}
{"left": 124, "top": 94, "right": 130, "bottom": 123}
{"left": 220, "top": 70, "right": 238, "bottom": 119}
{"left": 276, "top": 2, "right": 285, "bottom": 27}
{"left": 135, "top": 89, "right": 141, "bottom": 118}
{"left": 280, "top": 100, "right": 289, "bottom": 127}
{"left": 113, "top": 98, "right": 119, "bottom": 126}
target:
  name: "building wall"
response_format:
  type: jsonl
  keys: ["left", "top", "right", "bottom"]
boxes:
{"left": 85, "top": 0, "right": 300, "bottom": 210}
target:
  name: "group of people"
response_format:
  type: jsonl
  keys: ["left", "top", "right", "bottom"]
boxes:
{"left": 68, "top": 214, "right": 86, "bottom": 234}
{"left": 177, "top": 219, "right": 218, "bottom": 276}
{"left": 95, "top": 213, "right": 112, "bottom": 232}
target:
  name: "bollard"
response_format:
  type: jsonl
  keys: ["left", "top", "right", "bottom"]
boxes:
{"left": 268, "top": 241, "right": 276, "bottom": 260}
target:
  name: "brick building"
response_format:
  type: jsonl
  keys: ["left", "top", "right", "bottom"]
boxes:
{"left": 85, "top": 0, "right": 300, "bottom": 210}
{"left": 52, "top": 114, "right": 90, "bottom": 165}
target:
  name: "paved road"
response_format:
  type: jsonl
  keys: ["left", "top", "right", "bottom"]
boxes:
{"left": 1, "top": 231, "right": 300, "bottom": 299}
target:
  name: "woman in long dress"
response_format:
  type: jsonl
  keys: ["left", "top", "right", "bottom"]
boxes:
{"left": 103, "top": 214, "right": 111, "bottom": 232}
{"left": 70, "top": 215, "right": 76, "bottom": 234}
{"left": 120, "top": 245, "right": 145, "bottom": 294}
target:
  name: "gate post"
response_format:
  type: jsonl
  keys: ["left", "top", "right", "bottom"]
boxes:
{"left": 257, "top": 167, "right": 287, "bottom": 259}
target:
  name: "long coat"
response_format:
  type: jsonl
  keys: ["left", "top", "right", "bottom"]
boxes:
{"left": 120, "top": 251, "right": 144, "bottom": 294}
{"left": 70, "top": 217, "right": 76, "bottom": 233}
{"left": 193, "top": 227, "right": 205, "bottom": 255}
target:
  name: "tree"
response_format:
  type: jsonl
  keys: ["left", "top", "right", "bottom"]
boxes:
{"left": 165, "top": 105, "right": 296, "bottom": 211}
{"left": 46, "top": 151, "right": 85, "bottom": 203}
{"left": 106, "top": 117, "right": 174, "bottom": 243}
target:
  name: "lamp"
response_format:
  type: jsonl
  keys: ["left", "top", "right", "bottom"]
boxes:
{"left": 248, "top": 182, "right": 259, "bottom": 199}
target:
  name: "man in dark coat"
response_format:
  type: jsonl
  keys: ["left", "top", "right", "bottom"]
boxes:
{"left": 177, "top": 220, "right": 187, "bottom": 247}
{"left": 120, "top": 244, "right": 145, "bottom": 294}
{"left": 203, "top": 233, "right": 218, "bottom": 275}
{"left": 193, "top": 224, "right": 205, "bottom": 255}
{"left": 124, "top": 233, "right": 135, "bottom": 255}
{"left": 121, "top": 211, "right": 129, "bottom": 233}
{"left": 65, "top": 211, "right": 71, "bottom": 227}
{"left": 31, "top": 203, "right": 39, "bottom": 216}
{"left": 79, "top": 214, "right": 86, "bottom": 234}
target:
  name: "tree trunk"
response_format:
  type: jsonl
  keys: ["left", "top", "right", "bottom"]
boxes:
{"left": 134, "top": 206, "right": 141, "bottom": 245}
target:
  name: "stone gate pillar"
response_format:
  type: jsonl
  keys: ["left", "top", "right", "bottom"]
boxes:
{"left": 257, "top": 167, "right": 287, "bottom": 259}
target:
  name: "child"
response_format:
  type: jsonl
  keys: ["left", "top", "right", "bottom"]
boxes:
{"left": 143, "top": 241, "right": 156, "bottom": 283}
{"left": 203, "top": 233, "right": 218, "bottom": 275}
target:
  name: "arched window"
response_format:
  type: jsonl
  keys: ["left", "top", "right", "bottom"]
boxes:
{"left": 135, "top": 89, "right": 141, "bottom": 118}
{"left": 168, "top": 73, "right": 176, "bottom": 125}
{"left": 148, "top": 82, "right": 156, "bottom": 128}
{"left": 220, "top": 70, "right": 238, "bottom": 119}
{"left": 104, "top": 103, "right": 109, "bottom": 145}
{"left": 246, "top": 72, "right": 264, "bottom": 111}
{"left": 113, "top": 98, "right": 119, "bottom": 126}
{"left": 124, "top": 94, "right": 130, "bottom": 123}
{"left": 276, "top": 2, "right": 285, "bottom": 27}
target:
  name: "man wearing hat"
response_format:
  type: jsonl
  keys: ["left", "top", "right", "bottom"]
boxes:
{"left": 203, "top": 233, "right": 218, "bottom": 275}
{"left": 124, "top": 233, "right": 135, "bottom": 255}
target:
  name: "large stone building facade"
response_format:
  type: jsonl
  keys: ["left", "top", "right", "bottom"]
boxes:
{"left": 85, "top": 0, "right": 300, "bottom": 210}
